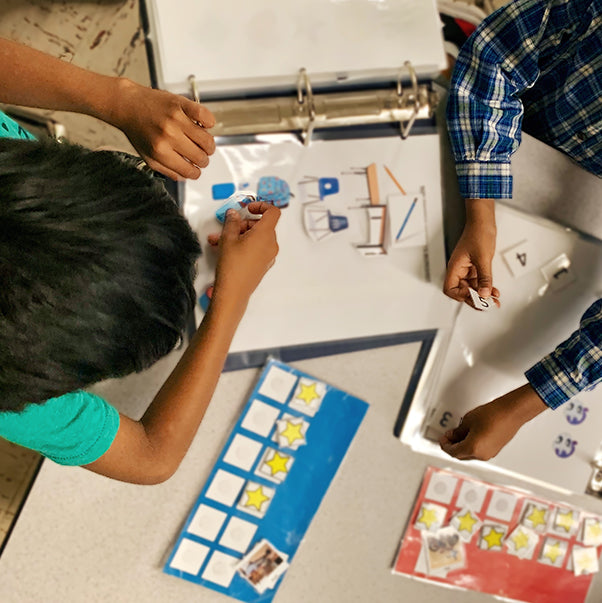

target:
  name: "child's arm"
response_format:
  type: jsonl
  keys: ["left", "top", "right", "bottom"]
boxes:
{"left": 444, "top": 0, "right": 555, "bottom": 304}
{"left": 441, "top": 299, "right": 602, "bottom": 460}
{"left": 0, "top": 37, "right": 215, "bottom": 180}
{"left": 84, "top": 202, "right": 280, "bottom": 484}
{"left": 443, "top": 198, "right": 499, "bottom": 302}
{"left": 439, "top": 384, "right": 548, "bottom": 460}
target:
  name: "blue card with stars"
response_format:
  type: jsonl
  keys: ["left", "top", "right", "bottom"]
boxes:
{"left": 163, "top": 358, "right": 368, "bottom": 601}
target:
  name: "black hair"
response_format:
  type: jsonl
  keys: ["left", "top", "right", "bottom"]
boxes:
{"left": 0, "top": 139, "right": 201, "bottom": 412}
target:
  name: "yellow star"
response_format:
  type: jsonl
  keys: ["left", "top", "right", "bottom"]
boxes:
{"left": 280, "top": 421, "right": 305, "bottom": 446}
{"left": 265, "top": 452, "right": 290, "bottom": 476}
{"left": 543, "top": 541, "right": 564, "bottom": 564}
{"left": 456, "top": 511, "right": 478, "bottom": 534}
{"left": 510, "top": 529, "right": 531, "bottom": 551}
{"left": 296, "top": 382, "right": 320, "bottom": 405}
{"left": 482, "top": 528, "right": 504, "bottom": 549}
{"left": 527, "top": 507, "right": 547, "bottom": 529}
{"left": 586, "top": 521, "right": 602, "bottom": 541}
{"left": 417, "top": 507, "right": 439, "bottom": 529}
{"left": 243, "top": 486, "right": 270, "bottom": 511}
{"left": 555, "top": 510, "right": 575, "bottom": 533}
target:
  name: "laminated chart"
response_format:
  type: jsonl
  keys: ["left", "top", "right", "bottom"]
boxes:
{"left": 164, "top": 359, "right": 368, "bottom": 601}
{"left": 394, "top": 467, "right": 601, "bottom": 603}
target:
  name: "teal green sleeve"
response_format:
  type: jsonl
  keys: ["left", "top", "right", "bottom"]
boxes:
{"left": 0, "top": 391, "right": 120, "bottom": 466}
{"left": 0, "top": 110, "right": 36, "bottom": 140}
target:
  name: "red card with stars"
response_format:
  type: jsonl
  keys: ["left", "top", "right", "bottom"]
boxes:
{"left": 393, "top": 466, "right": 598, "bottom": 602}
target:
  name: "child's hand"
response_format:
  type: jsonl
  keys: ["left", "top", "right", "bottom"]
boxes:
{"left": 209, "top": 202, "right": 280, "bottom": 310}
{"left": 443, "top": 199, "right": 500, "bottom": 306}
{"left": 109, "top": 79, "right": 216, "bottom": 181}
{"left": 439, "top": 384, "right": 548, "bottom": 461}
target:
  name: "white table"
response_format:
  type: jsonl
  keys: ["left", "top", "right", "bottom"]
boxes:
{"left": 2, "top": 341, "right": 602, "bottom": 603}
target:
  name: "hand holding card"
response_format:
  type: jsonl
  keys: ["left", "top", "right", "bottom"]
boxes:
{"left": 468, "top": 287, "right": 499, "bottom": 312}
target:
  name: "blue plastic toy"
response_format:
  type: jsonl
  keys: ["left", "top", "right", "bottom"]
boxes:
{"left": 211, "top": 182, "right": 236, "bottom": 200}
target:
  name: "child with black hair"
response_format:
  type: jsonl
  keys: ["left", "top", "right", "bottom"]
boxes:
{"left": 0, "top": 38, "right": 280, "bottom": 483}
{"left": 0, "top": 139, "right": 280, "bottom": 484}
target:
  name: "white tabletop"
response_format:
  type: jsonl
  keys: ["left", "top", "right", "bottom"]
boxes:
{"left": 2, "top": 341, "right": 602, "bottom": 603}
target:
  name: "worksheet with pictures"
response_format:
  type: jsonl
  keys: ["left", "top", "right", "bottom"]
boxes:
{"left": 408, "top": 204, "right": 602, "bottom": 494}
{"left": 394, "top": 467, "right": 602, "bottom": 603}
{"left": 186, "top": 133, "right": 456, "bottom": 357}
{"left": 164, "top": 358, "right": 368, "bottom": 602}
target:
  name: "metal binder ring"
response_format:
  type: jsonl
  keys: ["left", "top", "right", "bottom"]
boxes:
{"left": 396, "top": 61, "right": 420, "bottom": 139}
{"left": 296, "top": 68, "right": 316, "bottom": 146}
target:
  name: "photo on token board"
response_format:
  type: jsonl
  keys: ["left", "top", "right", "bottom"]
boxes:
{"left": 404, "top": 204, "right": 602, "bottom": 496}
{"left": 394, "top": 466, "right": 601, "bottom": 603}
{"left": 164, "top": 358, "right": 368, "bottom": 602}
{"left": 184, "top": 134, "right": 456, "bottom": 363}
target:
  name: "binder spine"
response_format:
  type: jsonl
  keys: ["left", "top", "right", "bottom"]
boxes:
{"left": 189, "top": 63, "right": 438, "bottom": 144}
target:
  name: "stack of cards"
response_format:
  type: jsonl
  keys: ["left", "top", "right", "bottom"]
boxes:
{"left": 236, "top": 540, "right": 289, "bottom": 594}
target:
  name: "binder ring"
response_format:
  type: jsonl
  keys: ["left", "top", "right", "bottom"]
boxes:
{"left": 396, "top": 61, "right": 420, "bottom": 139}
{"left": 296, "top": 68, "right": 316, "bottom": 146}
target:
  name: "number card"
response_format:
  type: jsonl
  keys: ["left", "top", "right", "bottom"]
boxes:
{"left": 502, "top": 239, "right": 535, "bottom": 277}
{"left": 164, "top": 359, "right": 368, "bottom": 602}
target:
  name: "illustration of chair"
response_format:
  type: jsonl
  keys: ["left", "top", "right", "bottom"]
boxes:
{"left": 298, "top": 176, "right": 340, "bottom": 203}
{"left": 303, "top": 207, "right": 348, "bottom": 241}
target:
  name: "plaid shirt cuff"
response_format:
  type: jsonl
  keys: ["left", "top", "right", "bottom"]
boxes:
{"left": 456, "top": 161, "right": 513, "bottom": 199}
{"left": 525, "top": 354, "right": 581, "bottom": 410}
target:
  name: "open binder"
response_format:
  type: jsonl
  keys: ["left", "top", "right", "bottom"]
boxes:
{"left": 141, "top": 0, "right": 456, "bottom": 368}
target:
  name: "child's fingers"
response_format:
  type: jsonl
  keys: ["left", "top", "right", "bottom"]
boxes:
{"left": 180, "top": 98, "right": 216, "bottom": 129}
{"left": 221, "top": 209, "right": 242, "bottom": 242}
{"left": 246, "top": 202, "right": 281, "bottom": 229}
{"left": 207, "top": 232, "right": 220, "bottom": 246}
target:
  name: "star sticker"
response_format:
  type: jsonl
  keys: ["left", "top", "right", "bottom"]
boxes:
{"left": 296, "top": 382, "right": 320, "bottom": 405}
{"left": 265, "top": 451, "right": 290, "bottom": 475}
{"left": 586, "top": 521, "right": 602, "bottom": 540}
{"left": 510, "top": 529, "right": 531, "bottom": 551}
{"left": 244, "top": 486, "right": 270, "bottom": 511}
{"left": 526, "top": 506, "right": 547, "bottom": 529}
{"left": 482, "top": 527, "right": 504, "bottom": 549}
{"left": 456, "top": 511, "right": 478, "bottom": 534}
{"left": 543, "top": 541, "right": 564, "bottom": 564}
{"left": 280, "top": 421, "right": 305, "bottom": 446}
{"left": 555, "top": 510, "right": 575, "bottom": 533}
{"left": 417, "top": 507, "right": 440, "bottom": 529}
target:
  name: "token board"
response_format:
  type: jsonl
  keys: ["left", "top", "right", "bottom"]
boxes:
{"left": 404, "top": 204, "right": 602, "bottom": 495}
{"left": 164, "top": 359, "right": 368, "bottom": 601}
{"left": 393, "top": 466, "right": 600, "bottom": 603}
{"left": 186, "top": 134, "right": 456, "bottom": 359}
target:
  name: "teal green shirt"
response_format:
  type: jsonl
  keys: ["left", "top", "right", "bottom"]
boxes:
{"left": 0, "top": 392, "right": 120, "bottom": 466}
{"left": 0, "top": 110, "right": 120, "bottom": 465}
{"left": 0, "top": 109, "right": 36, "bottom": 141}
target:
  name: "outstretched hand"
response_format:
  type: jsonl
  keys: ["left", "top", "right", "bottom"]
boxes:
{"left": 444, "top": 221, "right": 500, "bottom": 307}
{"left": 443, "top": 198, "right": 500, "bottom": 308}
{"left": 110, "top": 80, "right": 216, "bottom": 181}
{"left": 439, "top": 384, "right": 548, "bottom": 461}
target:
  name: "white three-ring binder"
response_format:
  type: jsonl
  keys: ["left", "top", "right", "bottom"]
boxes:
{"left": 141, "top": 1, "right": 456, "bottom": 365}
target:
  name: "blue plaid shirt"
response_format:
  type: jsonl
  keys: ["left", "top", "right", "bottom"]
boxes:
{"left": 447, "top": 0, "right": 602, "bottom": 409}
{"left": 447, "top": 0, "right": 601, "bottom": 200}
